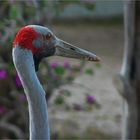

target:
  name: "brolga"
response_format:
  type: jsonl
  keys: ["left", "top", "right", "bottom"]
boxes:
{"left": 12, "top": 25, "right": 100, "bottom": 140}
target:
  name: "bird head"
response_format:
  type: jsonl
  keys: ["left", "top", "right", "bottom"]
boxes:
{"left": 13, "top": 25, "right": 100, "bottom": 71}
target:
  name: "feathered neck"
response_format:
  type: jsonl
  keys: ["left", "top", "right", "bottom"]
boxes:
{"left": 12, "top": 46, "right": 50, "bottom": 140}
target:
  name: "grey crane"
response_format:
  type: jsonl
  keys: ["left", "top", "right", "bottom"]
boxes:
{"left": 12, "top": 25, "right": 100, "bottom": 140}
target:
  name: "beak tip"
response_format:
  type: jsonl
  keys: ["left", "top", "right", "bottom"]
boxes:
{"left": 88, "top": 55, "right": 101, "bottom": 62}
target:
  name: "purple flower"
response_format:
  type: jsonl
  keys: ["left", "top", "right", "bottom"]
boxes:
{"left": 0, "top": 70, "right": 7, "bottom": 79}
{"left": 63, "top": 61, "right": 70, "bottom": 69}
{"left": 15, "top": 73, "right": 22, "bottom": 88}
{"left": 50, "top": 62, "right": 59, "bottom": 69}
{"left": 0, "top": 106, "right": 7, "bottom": 115}
{"left": 86, "top": 95, "right": 95, "bottom": 104}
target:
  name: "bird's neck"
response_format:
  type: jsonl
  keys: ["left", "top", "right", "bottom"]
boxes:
{"left": 12, "top": 47, "right": 50, "bottom": 140}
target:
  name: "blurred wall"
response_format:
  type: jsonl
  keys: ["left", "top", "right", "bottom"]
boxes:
{"left": 59, "top": 1, "right": 123, "bottom": 19}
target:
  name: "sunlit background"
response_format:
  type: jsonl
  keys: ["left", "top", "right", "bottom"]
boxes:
{"left": 0, "top": 0, "right": 124, "bottom": 139}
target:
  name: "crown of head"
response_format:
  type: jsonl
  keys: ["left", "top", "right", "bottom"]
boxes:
{"left": 13, "top": 26, "right": 53, "bottom": 54}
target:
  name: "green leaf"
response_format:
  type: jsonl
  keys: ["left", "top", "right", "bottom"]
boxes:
{"left": 84, "top": 4, "right": 96, "bottom": 11}
{"left": 10, "top": 5, "right": 17, "bottom": 19}
{"left": 8, "top": 63, "right": 15, "bottom": 75}
{"left": 54, "top": 66, "right": 65, "bottom": 75}
{"left": 85, "top": 68, "right": 94, "bottom": 75}
{"left": 95, "top": 63, "right": 101, "bottom": 68}
{"left": 63, "top": 90, "right": 71, "bottom": 97}
{"left": 54, "top": 96, "right": 65, "bottom": 105}
{"left": 59, "top": 0, "right": 80, "bottom": 5}
{"left": 84, "top": 104, "right": 93, "bottom": 112}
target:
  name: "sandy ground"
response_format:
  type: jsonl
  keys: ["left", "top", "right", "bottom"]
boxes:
{"left": 48, "top": 24, "right": 124, "bottom": 139}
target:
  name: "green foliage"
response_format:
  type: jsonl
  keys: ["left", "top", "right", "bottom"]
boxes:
{"left": 54, "top": 66, "right": 65, "bottom": 75}
{"left": 84, "top": 3, "right": 96, "bottom": 11}
{"left": 10, "top": 5, "right": 17, "bottom": 19}
{"left": 95, "top": 63, "right": 101, "bottom": 68}
{"left": 60, "top": 89, "right": 71, "bottom": 97}
{"left": 85, "top": 68, "right": 94, "bottom": 75}
{"left": 54, "top": 95, "right": 65, "bottom": 105}
{"left": 84, "top": 104, "right": 93, "bottom": 111}
{"left": 63, "top": 90, "right": 71, "bottom": 97}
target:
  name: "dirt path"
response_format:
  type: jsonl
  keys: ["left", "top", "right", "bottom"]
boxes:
{"left": 48, "top": 24, "right": 124, "bottom": 139}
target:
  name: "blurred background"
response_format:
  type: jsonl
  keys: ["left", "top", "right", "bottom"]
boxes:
{"left": 0, "top": 0, "right": 124, "bottom": 139}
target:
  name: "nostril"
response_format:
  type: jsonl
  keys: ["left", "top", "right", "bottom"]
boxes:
{"left": 70, "top": 47, "right": 75, "bottom": 51}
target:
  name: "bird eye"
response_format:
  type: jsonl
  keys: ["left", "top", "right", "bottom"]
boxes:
{"left": 46, "top": 33, "right": 52, "bottom": 40}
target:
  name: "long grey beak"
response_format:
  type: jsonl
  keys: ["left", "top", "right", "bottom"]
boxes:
{"left": 55, "top": 38, "right": 100, "bottom": 62}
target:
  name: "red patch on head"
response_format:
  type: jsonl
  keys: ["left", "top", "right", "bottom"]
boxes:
{"left": 13, "top": 26, "right": 39, "bottom": 54}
